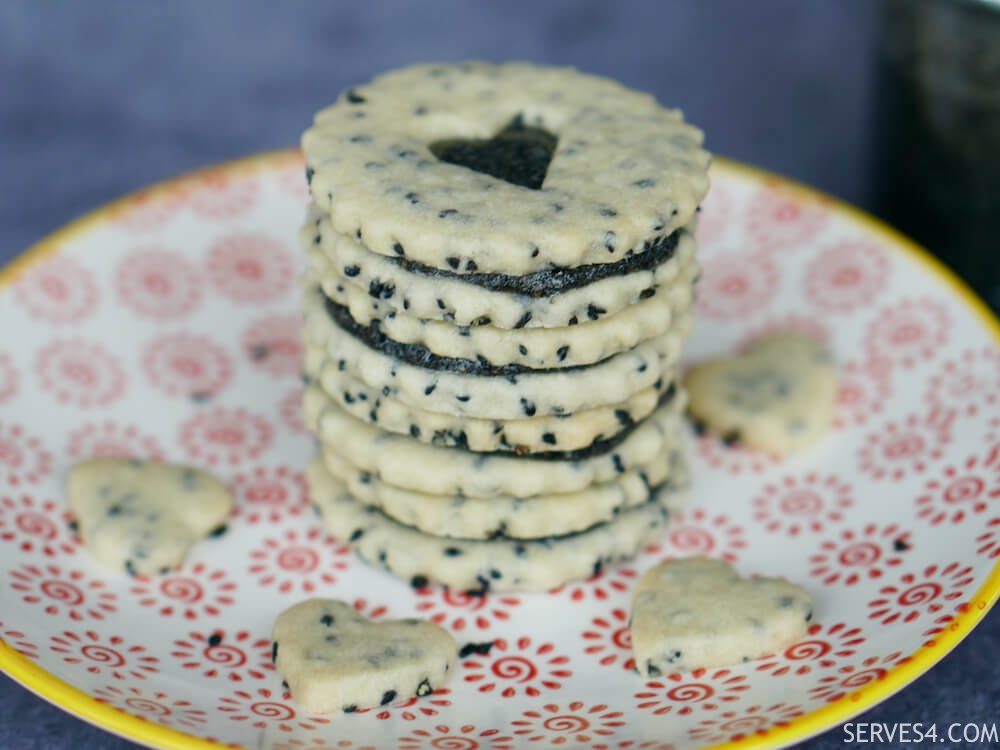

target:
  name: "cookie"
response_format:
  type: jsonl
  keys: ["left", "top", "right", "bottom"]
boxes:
{"left": 319, "top": 437, "right": 689, "bottom": 539}
{"left": 304, "top": 344, "right": 678, "bottom": 454}
{"left": 303, "top": 205, "right": 698, "bottom": 329}
{"left": 272, "top": 598, "right": 456, "bottom": 714}
{"left": 306, "top": 456, "right": 681, "bottom": 592}
{"left": 683, "top": 333, "right": 837, "bottom": 455}
{"left": 306, "top": 260, "right": 696, "bottom": 369}
{"left": 303, "top": 63, "right": 709, "bottom": 275}
{"left": 301, "top": 383, "right": 683, "bottom": 498}
{"left": 66, "top": 458, "right": 232, "bottom": 576}
{"left": 302, "top": 289, "right": 686, "bottom": 419}
{"left": 630, "top": 557, "right": 813, "bottom": 675}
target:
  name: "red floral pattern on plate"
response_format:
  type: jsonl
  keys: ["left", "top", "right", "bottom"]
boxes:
{"left": 279, "top": 386, "right": 309, "bottom": 435}
{"left": 695, "top": 251, "right": 779, "bottom": 320}
{"left": 217, "top": 686, "right": 329, "bottom": 732}
{"left": 755, "top": 622, "right": 866, "bottom": 676}
{"left": 551, "top": 565, "right": 638, "bottom": 602}
{"left": 914, "top": 448, "right": 1000, "bottom": 526}
{"left": 0, "top": 423, "right": 53, "bottom": 486}
{"left": 187, "top": 173, "right": 258, "bottom": 218}
{"left": 247, "top": 527, "right": 351, "bottom": 594}
{"left": 142, "top": 333, "right": 233, "bottom": 399}
{"left": 688, "top": 703, "right": 806, "bottom": 744}
{"left": 462, "top": 636, "right": 572, "bottom": 698}
{"left": 13, "top": 255, "right": 98, "bottom": 324}
{"left": 975, "top": 517, "right": 1000, "bottom": 559}
{"left": 0, "top": 353, "right": 17, "bottom": 404}
{"left": 242, "top": 313, "right": 303, "bottom": 377}
{"left": 803, "top": 239, "right": 889, "bottom": 313}
{"left": 9, "top": 563, "right": 116, "bottom": 620}
{"left": 397, "top": 724, "right": 514, "bottom": 750}
{"left": 807, "top": 652, "right": 910, "bottom": 703}
{"left": 171, "top": 629, "right": 273, "bottom": 682}
{"left": 751, "top": 472, "right": 854, "bottom": 536}
{"left": 178, "top": 407, "right": 273, "bottom": 466}
{"left": 0, "top": 494, "right": 77, "bottom": 557}
{"left": 128, "top": 563, "right": 237, "bottom": 619}
{"left": 867, "top": 561, "right": 975, "bottom": 625}
{"left": 511, "top": 701, "right": 624, "bottom": 744}
{"left": 230, "top": 466, "right": 308, "bottom": 525}
{"left": 864, "top": 298, "right": 951, "bottom": 369}
{"left": 834, "top": 358, "right": 892, "bottom": 428}
{"left": 0, "top": 621, "right": 40, "bottom": 659}
{"left": 644, "top": 508, "right": 746, "bottom": 563}
{"left": 115, "top": 247, "right": 202, "bottom": 319}
{"left": 580, "top": 608, "right": 634, "bottom": 670}
{"left": 634, "top": 669, "right": 750, "bottom": 716}
{"left": 413, "top": 588, "right": 520, "bottom": 631}
{"left": 35, "top": 340, "right": 126, "bottom": 408}
{"left": 809, "top": 524, "right": 912, "bottom": 585}
{"left": 745, "top": 183, "right": 829, "bottom": 252}
{"left": 857, "top": 410, "right": 953, "bottom": 481}
{"left": 65, "top": 422, "right": 165, "bottom": 461}
{"left": 206, "top": 233, "right": 295, "bottom": 304}
{"left": 93, "top": 684, "right": 208, "bottom": 729}
{"left": 925, "top": 347, "right": 1000, "bottom": 418}
{"left": 49, "top": 630, "right": 160, "bottom": 680}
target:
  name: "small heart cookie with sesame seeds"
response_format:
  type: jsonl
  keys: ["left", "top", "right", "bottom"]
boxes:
{"left": 683, "top": 332, "right": 837, "bottom": 456}
{"left": 630, "top": 557, "right": 812, "bottom": 677}
{"left": 67, "top": 457, "right": 232, "bottom": 577}
{"left": 271, "top": 598, "right": 456, "bottom": 714}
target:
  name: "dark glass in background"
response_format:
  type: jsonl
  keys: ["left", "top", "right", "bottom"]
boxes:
{"left": 879, "top": 0, "right": 1000, "bottom": 310}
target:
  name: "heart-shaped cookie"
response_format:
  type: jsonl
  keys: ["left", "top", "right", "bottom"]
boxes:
{"left": 429, "top": 115, "right": 557, "bottom": 190}
{"left": 683, "top": 332, "right": 837, "bottom": 455}
{"left": 630, "top": 557, "right": 812, "bottom": 676}
{"left": 67, "top": 458, "right": 231, "bottom": 576}
{"left": 272, "top": 598, "right": 457, "bottom": 714}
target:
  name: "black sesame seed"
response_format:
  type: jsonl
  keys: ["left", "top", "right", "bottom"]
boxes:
{"left": 465, "top": 260, "right": 478, "bottom": 272}
{"left": 380, "top": 690, "right": 397, "bottom": 706}
{"left": 514, "top": 311, "right": 532, "bottom": 329}
{"left": 415, "top": 679, "right": 432, "bottom": 697}
{"left": 349, "top": 528, "right": 364, "bottom": 542}
{"left": 439, "top": 209, "right": 458, "bottom": 219}
{"left": 456, "top": 394, "right": 470, "bottom": 403}
{"left": 446, "top": 256, "right": 461, "bottom": 270}
{"left": 124, "top": 559, "right": 137, "bottom": 576}
{"left": 722, "top": 430, "right": 742, "bottom": 447}
{"left": 424, "top": 384, "right": 437, "bottom": 396}
{"left": 410, "top": 424, "right": 421, "bottom": 438}
{"left": 587, "top": 303, "right": 606, "bottom": 320}
{"left": 633, "top": 178, "right": 655, "bottom": 188}
{"left": 612, "top": 454, "right": 625, "bottom": 473}
{"left": 640, "top": 287, "right": 656, "bottom": 299}
{"left": 568, "top": 315, "right": 578, "bottom": 326}
{"left": 411, "top": 575, "right": 428, "bottom": 589}
{"left": 556, "top": 345, "right": 569, "bottom": 361}
{"left": 444, "top": 547, "right": 463, "bottom": 557}
{"left": 542, "top": 432, "right": 557, "bottom": 445}
{"left": 893, "top": 538, "right": 910, "bottom": 552}
{"left": 208, "top": 524, "right": 228, "bottom": 538}
{"left": 343, "top": 705, "right": 357, "bottom": 713}
{"left": 458, "top": 641, "right": 494, "bottom": 658}
{"left": 646, "top": 662, "right": 662, "bottom": 677}
{"left": 520, "top": 398, "right": 536, "bottom": 417}
{"left": 207, "top": 632, "right": 223, "bottom": 647}
{"left": 343, "top": 265, "right": 360, "bottom": 277}
{"left": 320, "top": 614, "right": 335, "bottom": 626}
{"left": 345, "top": 88, "right": 365, "bottom": 103}
{"left": 518, "top": 344, "right": 528, "bottom": 356}
{"left": 271, "top": 641, "right": 278, "bottom": 664}
{"left": 305, "top": 166, "right": 315, "bottom": 185}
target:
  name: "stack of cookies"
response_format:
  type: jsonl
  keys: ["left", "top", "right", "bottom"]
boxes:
{"left": 298, "top": 62, "right": 710, "bottom": 593}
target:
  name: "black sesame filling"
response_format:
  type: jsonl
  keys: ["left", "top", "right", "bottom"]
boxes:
{"left": 322, "top": 292, "right": 615, "bottom": 377}
{"left": 384, "top": 229, "right": 679, "bottom": 297}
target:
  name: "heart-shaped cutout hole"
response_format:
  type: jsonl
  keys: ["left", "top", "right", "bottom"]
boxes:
{"left": 429, "top": 115, "right": 557, "bottom": 190}
{"left": 630, "top": 557, "right": 812, "bottom": 676}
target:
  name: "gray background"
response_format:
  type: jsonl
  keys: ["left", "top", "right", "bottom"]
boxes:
{"left": 1, "top": 1, "right": 997, "bottom": 748}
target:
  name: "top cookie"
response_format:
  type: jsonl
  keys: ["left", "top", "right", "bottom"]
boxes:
{"left": 303, "top": 62, "right": 710, "bottom": 274}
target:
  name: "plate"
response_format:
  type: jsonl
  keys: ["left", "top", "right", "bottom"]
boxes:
{"left": 1, "top": 150, "right": 998, "bottom": 750}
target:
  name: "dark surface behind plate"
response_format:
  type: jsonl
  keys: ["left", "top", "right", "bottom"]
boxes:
{"left": 1, "top": 1, "right": 998, "bottom": 748}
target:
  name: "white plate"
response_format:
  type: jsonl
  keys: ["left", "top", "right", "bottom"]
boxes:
{"left": 1, "top": 151, "right": 998, "bottom": 750}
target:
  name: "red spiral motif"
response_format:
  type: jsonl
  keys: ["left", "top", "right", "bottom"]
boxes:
{"left": 40, "top": 580, "right": 84, "bottom": 606}
{"left": 125, "top": 698, "right": 171, "bottom": 717}
{"left": 665, "top": 683, "right": 714, "bottom": 702}
{"left": 80, "top": 645, "right": 125, "bottom": 667}
{"left": 611, "top": 627, "right": 632, "bottom": 650}
{"left": 491, "top": 656, "right": 537, "bottom": 683}
{"left": 898, "top": 582, "right": 942, "bottom": 606}
{"left": 244, "top": 479, "right": 288, "bottom": 505}
{"left": 429, "top": 738, "right": 479, "bottom": 750}
{"left": 442, "top": 590, "right": 487, "bottom": 611}
{"left": 943, "top": 477, "right": 984, "bottom": 504}
{"left": 276, "top": 546, "right": 319, "bottom": 573}
{"left": 838, "top": 542, "right": 882, "bottom": 568}
{"left": 667, "top": 525, "right": 715, "bottom": 554}
{"left": 249, "top": 701, "right": 295, "bottom": 720}
{"left": 784, "top": 639, "right": 832, "bottom": 661}
{"left": 883, "top": 434, "right": 924, "bottom": 459}
{"left": 841, "top": 668, "right": 886, "bottom": 688}
{"left": 719, "top": 715, "right": 769, "bottom": 733}
{"left": 16, "top": 512, "right": 57, "bottom": 539}
{"left": 543, "top": 715, "right": 590, "bottom": 733}
{"left": 159, "top": 578, "right": 204, "bottom": 604}
{"left": 778, "top": 489, "right": 823, "bottom": 517}
{"left": 204, "top": 644, "right": 247, "bottom": 668}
